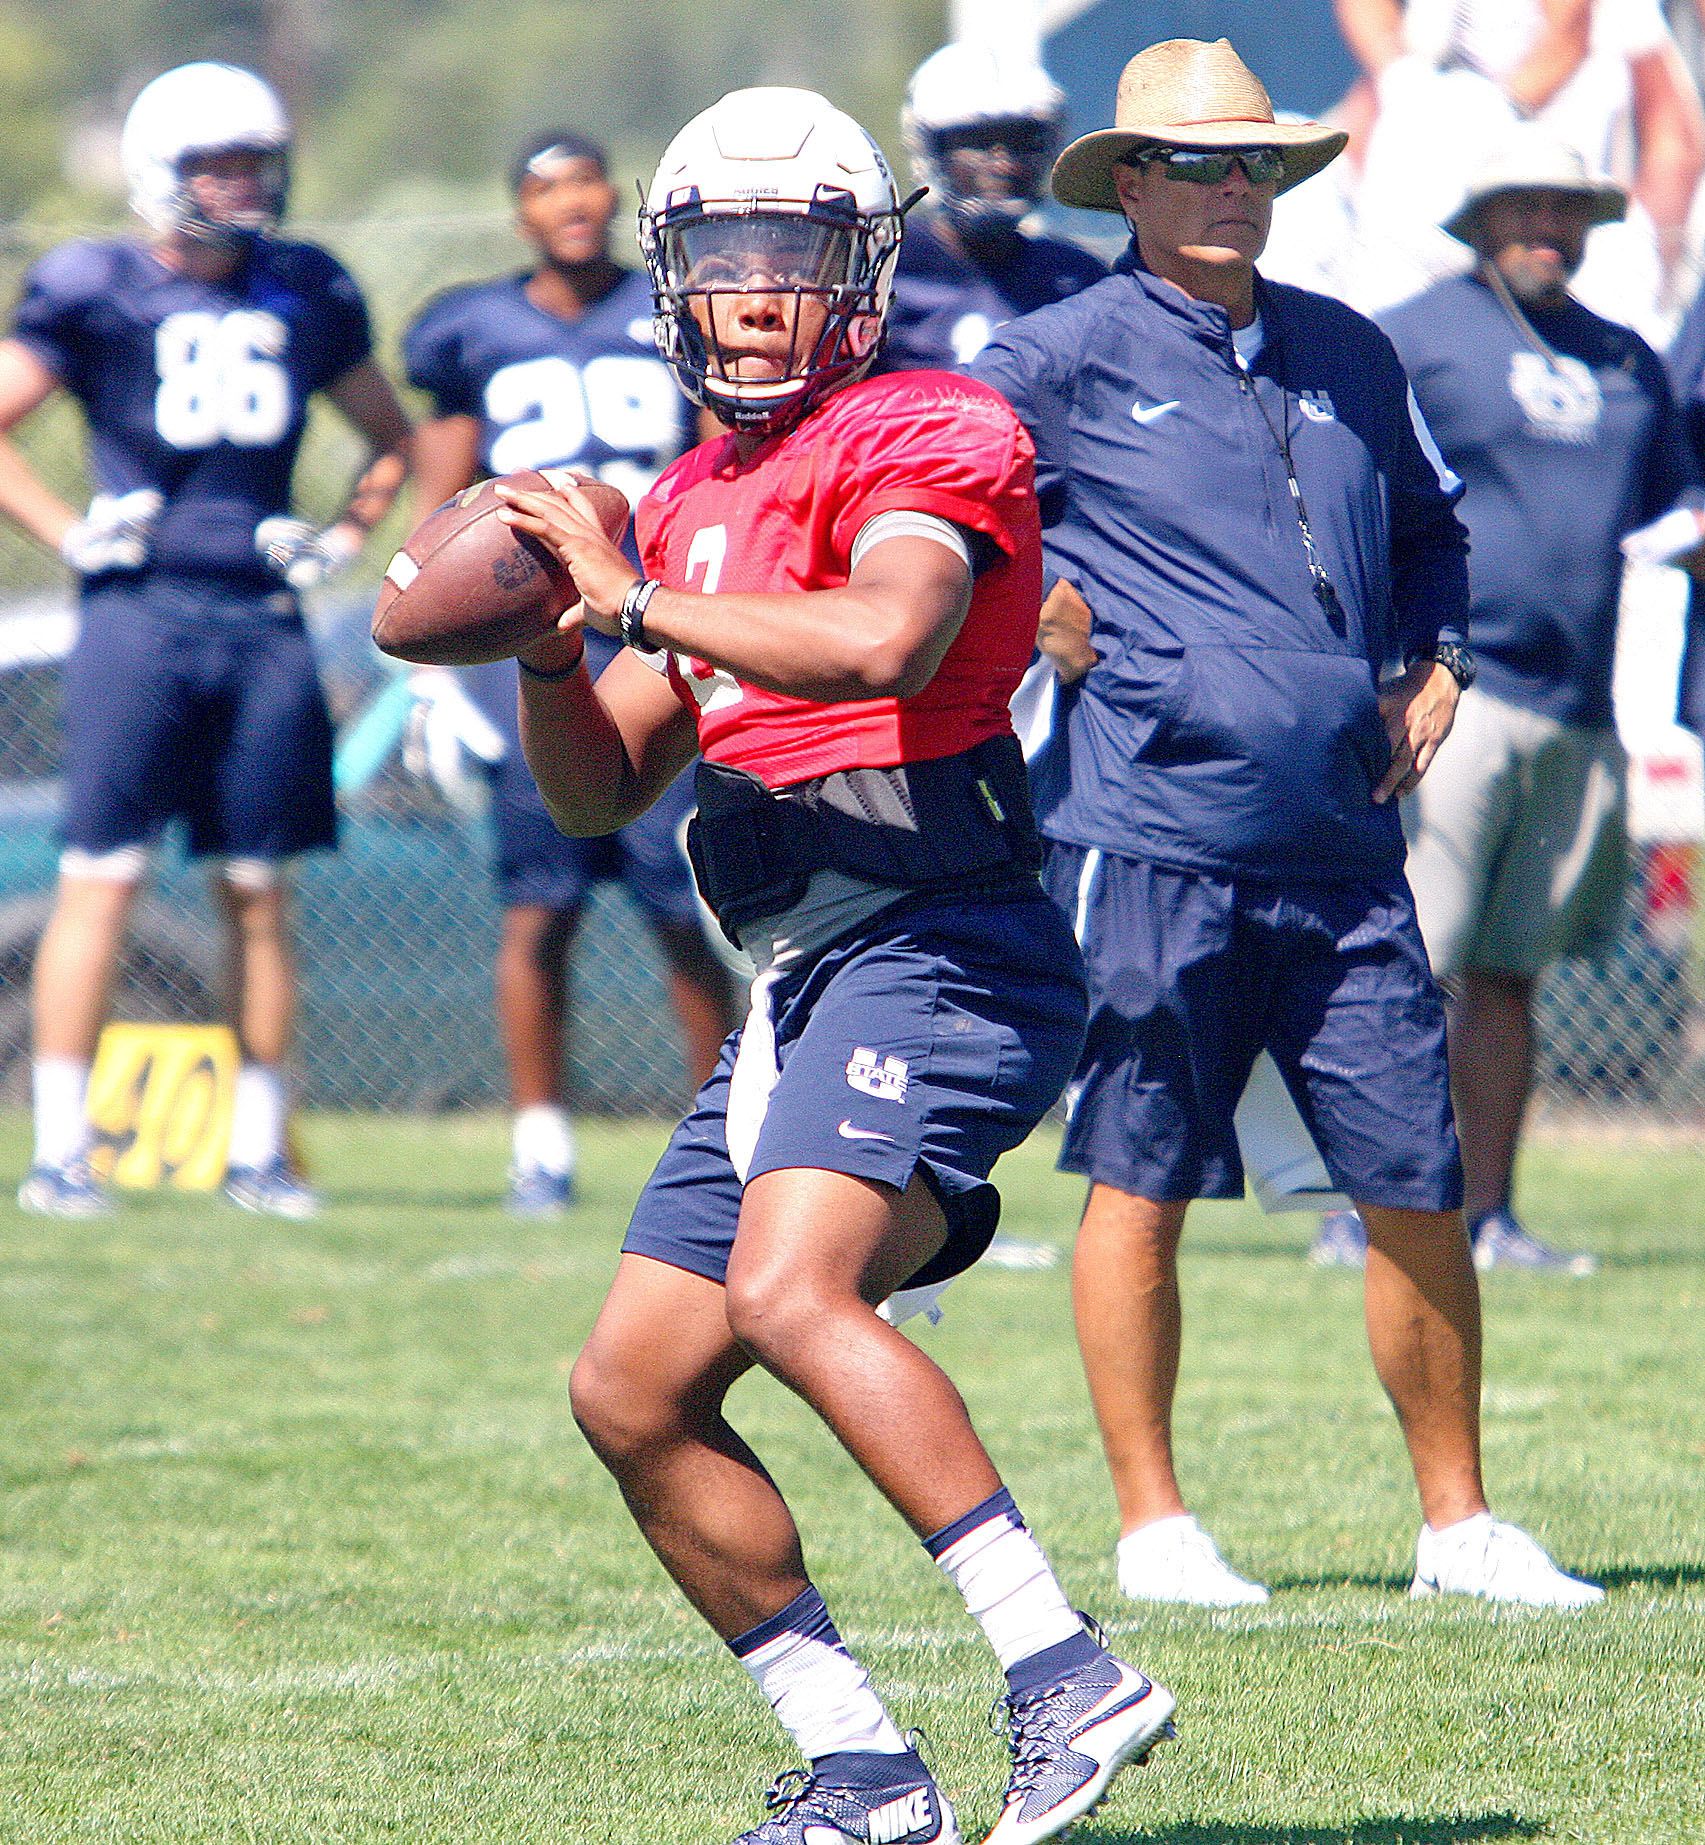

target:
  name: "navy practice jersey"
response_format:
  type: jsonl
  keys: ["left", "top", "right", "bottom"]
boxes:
{"left": 402, "top": 267, "right": 693, "bottom": 512}
{"left": 12, "top": 236, "right": 372, "bottom": 587}
{"left": 1383, "top": 272, "right": 1694, "bottom": 729}
{"left": 877, "top": 217, "right": 1107, "bottom": 374}
{"left": 405, "top": 265, "right": 698, "bottom": 719}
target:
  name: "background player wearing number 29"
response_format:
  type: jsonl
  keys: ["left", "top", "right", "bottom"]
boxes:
{"left": 1, "top": 62, "right": 411, "bottom": 1221}
{"left": 494, "top": 87, "right": 1173, "bottom": 1845}
{"left": 401, "top": 128, "right": 735, "bottom": 1217}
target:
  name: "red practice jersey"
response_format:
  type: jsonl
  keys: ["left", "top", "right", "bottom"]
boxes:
{"left": 636, "top": 368, "right": 1042, "bottom": 788}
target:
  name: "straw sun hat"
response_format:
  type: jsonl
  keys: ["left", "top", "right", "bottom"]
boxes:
{"left": 1050, "top": 37, "right": 1346, "bottom": 213}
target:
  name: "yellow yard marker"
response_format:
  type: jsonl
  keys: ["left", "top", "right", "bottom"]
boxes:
{"left": 86, "top": 1023, "right": 240, "bottom": 1191}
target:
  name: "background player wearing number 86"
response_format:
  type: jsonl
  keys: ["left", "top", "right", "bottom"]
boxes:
{"left": 0, "top": 61, "right": 411, "bottom": 1219}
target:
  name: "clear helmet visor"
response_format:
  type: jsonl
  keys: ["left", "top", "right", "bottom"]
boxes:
{"left": 660, "top": 213, "right": 858, "bottom": 294}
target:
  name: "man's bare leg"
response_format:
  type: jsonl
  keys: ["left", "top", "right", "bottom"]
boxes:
{"left": 493, "top": 902, "right": 578, "bottom": 1196}
{"left": 1070, "top": 1183, "right": 1191, "bottom": 1534}
{"left": 211, "top": 869, "right": 318, "bottom": 1214}
{"left": 1448, "top": 969, "right": 1534, "bottom": 1226}
{"left": 650, "top": 915, "right": 739, "bottom": 1092}
{"left": 25, "top": 871, "right": 141, "bottom": 1187}
{"left": 1355, "top": 1202, "right": 1487, "bottom": 1529}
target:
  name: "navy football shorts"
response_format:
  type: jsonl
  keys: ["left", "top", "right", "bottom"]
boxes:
{"left": 488, "top": 746, "right": 702, "bottom": 924}
{"left": 622, "top": 879, "right": 1088, "bottom": 1291}
{"left": 1042, "top": 843, "right": 1462, "bottom": 1211}
{"left": 62, "top": 577, "right": 336, "bottom": 861}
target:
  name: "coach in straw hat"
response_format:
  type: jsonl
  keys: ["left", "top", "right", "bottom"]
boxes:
{"left": 1370, "top": 126, "right": 1693, "bottom": 1284}
{"left": 972, "top": 39, "right": 1604, "bottom": 1611}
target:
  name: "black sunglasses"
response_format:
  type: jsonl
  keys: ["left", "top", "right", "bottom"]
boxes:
{"left": 1129, "top": 145, "right": 1287, "bottom": 186}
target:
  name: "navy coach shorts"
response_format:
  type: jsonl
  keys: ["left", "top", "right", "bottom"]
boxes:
{"left": 1042, "top": 843, "right": 1462, "bottom": 1211}
{"left": 62, "top": 577, "right": 336, "bottom": 861}
{"left": 623, "top": 878, "right": 1088, "bottom": 1291}
{"left": 488, "top": 746, "right": 702, "bottom": 924}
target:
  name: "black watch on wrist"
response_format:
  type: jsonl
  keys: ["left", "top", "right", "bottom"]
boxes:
{"left": 1422, "top": 638, "right": 1476, "bottom": 691}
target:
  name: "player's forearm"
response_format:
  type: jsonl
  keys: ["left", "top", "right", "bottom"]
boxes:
{"left": 1630, "top": 46, "right": 1705, "bottom": 267}
{"left": 331, "top": 444, "right": 409, "bottom": 548}
{"left": 518, "top": 653, "right": 688, "bottom": 836}
{"left": 635, "top": 582, "right": 957, "bottom": 701}
{"left": 0, "top": 437, "right": 78, "bottom": 554}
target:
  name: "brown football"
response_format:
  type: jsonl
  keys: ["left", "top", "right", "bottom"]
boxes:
{"left": 371, "top": 469, "right": 630, "bottom": 666}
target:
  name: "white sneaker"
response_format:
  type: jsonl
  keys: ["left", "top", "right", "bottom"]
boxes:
{"left": 1116, "top": 1514, "right": 1270, "bottom": 1607}
{"left": 1410, "top": 1513, "right": 1604, "bottom": 1609}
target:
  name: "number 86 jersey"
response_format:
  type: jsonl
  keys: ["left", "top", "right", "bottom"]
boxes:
{"left": 12, "top": 236, "right": 373, "bottom": 587}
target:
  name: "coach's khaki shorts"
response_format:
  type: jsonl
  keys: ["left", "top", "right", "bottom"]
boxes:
{"left": 1402, "top": 685, "right": 1627, "bottom": 981}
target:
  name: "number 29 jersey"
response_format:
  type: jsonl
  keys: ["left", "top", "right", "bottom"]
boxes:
{"left": 636, "top": 368, "right": 1043, "bottom": 788}
{"left": 12, "top": 236, "right": 372, "bottom": 588}
{"left": 402, "top": 268, "right": 693, "bottom": 514}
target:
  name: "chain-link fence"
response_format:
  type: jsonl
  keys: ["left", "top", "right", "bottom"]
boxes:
{"left": 0, "top": 212, "right": 1701, "bottom": 1122}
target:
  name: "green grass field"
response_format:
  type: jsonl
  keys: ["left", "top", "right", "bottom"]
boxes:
{"left": 0, "top": 1112, "right": 1701, "bottom": 1844}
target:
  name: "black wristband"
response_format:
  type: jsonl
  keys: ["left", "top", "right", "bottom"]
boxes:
{"left": 517, "top": 642, "right": 585, "bottom": 681}
{"left": 618, "top": 577, "right": 663, "bottom": 650}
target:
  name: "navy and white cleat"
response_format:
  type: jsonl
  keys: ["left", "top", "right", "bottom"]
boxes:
{"left": 983, "top": 1640, "right": 1175, "bottom": 1845}
{"left": 224, "top": 1159, "right": 322, "bottom": 1220}
{"left": 1470, "top": 1208, "right": 1597, "bottom": 1277}
{"left": 731, "top": 1759, "right": 958, "bottom": 1845}
{"left": 505, "top": 1163, "right": 575, "bottom": 1218}
{"left": 17, "top": 1158, "right": 113, "bottom": 1219}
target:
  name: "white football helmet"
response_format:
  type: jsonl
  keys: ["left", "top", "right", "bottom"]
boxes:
{"left": 120, "top": 62, "right": 291, "bottom": 243}
{"left": 901, "top": 42, "right": 1065, "bottom": 243}
{"left": 641, "top": 88, "right": 908, "bottom": 435}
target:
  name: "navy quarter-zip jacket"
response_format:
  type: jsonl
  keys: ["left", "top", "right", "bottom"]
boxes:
{"left": 972, "top": 248, "right": 1470, "bottom": 883}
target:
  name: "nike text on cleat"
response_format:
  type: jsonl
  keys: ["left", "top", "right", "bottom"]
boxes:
{"left": 837, "top": 1120, "right": 896, "bottom": 1143}
{"left": 731, "top": 1764, "right": 957, "bottom": 1845}
{"left": 983, "top": 1642, "right": 1175, "bottom": 1845}
{"left": 1410, "top": 1513, "right": 1604, "bottom": 1609}
{"left": 1130, "top": 400, "right": 1179, "bottom": 424}
{"left": 1116, "top": 1514, "right": 1269, "bottom": 1607}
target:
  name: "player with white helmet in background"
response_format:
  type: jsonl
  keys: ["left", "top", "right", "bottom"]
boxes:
{"left": 492, "top": 85, "right": 1174, "bottom": 1845}
{"left": 0, "top": 61, "right": 412, "bottom": 1219}
{"left": 878, "top": 42, "right": 1106, "bottom": 375}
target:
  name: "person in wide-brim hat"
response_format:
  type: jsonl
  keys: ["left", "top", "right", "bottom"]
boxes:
{"left": 1441, "top": 126, "right": 1626, "bottom": 246}
{"left": 1051, "top": 36, "right": 1346, "bottom": 213}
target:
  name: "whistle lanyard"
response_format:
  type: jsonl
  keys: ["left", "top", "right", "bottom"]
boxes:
{"left": 1236, "top": 338, "right": 1347, "bottom": 626}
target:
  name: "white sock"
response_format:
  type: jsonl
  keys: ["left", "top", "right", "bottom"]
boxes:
{"left": 733, "top": 1589, "right": 908, "bottom": 1762}
{"left": 228, "top": 1063, "right": 288, "bottom": 1170}
{"left": 929, "top": 1490, "right": 1082, "bottom": 1673}
{"left": 1426, "top": 1510, "right": 1496, "bottom": 1542}
{"left": 513, "top": 1104, "right": 575, "bottom": 1177}
{"left": 32, "top": 1057, "right": 90, "bottom": 1168}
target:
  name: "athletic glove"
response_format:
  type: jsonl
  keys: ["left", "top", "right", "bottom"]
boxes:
{"left": 255, "top": 516, "right": 362, "bottom": 591}
{"left": 402, "top": 667, "right": 507, "bottom": 821}
{"left": 58, "top": 488, "right": 164, "bottom": 575}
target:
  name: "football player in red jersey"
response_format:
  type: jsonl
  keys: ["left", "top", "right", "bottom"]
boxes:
{"left": 492, "top": 88, "right": 1173, "bottom": 1845}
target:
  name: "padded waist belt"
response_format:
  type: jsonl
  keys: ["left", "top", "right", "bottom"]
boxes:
{"left": 686, "top": 734, "right": 1042, "bottom": 946}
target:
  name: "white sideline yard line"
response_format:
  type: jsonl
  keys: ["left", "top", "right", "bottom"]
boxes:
{"left": 1, "top": 1584, "right": 1625, "bottom": 1703}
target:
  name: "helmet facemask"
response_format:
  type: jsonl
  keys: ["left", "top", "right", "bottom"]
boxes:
{"left": 918, "top": 116, "right": 1059, "bottom": 253}
{"left": 644, "top": 185, "right": 904, "bottom": 437}
{"left": 171, "top": 144, "right": 291, "bottom": 249}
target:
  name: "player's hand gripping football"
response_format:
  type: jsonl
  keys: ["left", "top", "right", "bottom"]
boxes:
{"left": 1373, "top": 657, "right": 1459, "bottom": 804}
{"left": 494, "top": 474, "right": 637, "bottom": 640}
